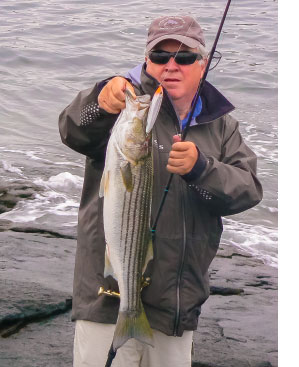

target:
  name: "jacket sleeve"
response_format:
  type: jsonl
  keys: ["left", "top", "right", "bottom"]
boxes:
{"left": 58, "top": 80, "right": 119, "bottom": 161}
{"left": 183, "top": 114, "right": 263, "bottom": 216}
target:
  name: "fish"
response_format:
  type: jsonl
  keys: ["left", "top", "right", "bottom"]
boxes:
{"left": 99, "top": 86, "right": 163, "bottom": 351}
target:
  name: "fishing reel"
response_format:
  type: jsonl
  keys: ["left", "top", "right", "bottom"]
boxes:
{"left": 98, "top": 277, "right": 151, "bottom": 298}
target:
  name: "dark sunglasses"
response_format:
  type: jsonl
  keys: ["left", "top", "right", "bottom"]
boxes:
{"left": 148, "top": 50, "right": 203, "bottom": 65}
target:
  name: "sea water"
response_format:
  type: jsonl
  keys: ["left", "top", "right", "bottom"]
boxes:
{"left": 0, "top": 0, "right": 277, "bottom": 267}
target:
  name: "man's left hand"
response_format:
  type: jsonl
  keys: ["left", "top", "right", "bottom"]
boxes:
{"left": 167, "top": 135, "right": 198, "bottom": 175}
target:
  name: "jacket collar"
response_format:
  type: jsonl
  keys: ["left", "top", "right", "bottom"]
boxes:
{"left": 125, "top": 63, "right": 235, "bottom": 124}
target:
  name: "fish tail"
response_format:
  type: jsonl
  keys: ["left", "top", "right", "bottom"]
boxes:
{"left": 112, "top": 307, "right": 154, "bottom": 351}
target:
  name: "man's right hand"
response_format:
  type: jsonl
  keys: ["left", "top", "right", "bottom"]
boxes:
{"left": 98, "top": 77, "right": 136, "bottom": 114}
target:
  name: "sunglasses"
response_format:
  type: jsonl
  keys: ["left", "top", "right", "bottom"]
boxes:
{"left": 148, "top": 50, "right": 203, "bottom": 65}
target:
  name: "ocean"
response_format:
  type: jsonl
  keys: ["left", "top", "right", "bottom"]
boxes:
{"left": 0, "top": 0, "right": 277, "bottom": 267}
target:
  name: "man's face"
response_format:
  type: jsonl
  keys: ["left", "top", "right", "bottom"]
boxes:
{"left": 146, "top": 39, "right": 205, "bottom": 104}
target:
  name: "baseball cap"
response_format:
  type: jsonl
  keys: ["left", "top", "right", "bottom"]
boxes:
{"left": 146, "top": 15, "right": 207, "bottom": 55}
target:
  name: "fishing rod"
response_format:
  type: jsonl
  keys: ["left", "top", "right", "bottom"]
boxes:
{"left": 104, "top": 2, "right": 232, "bottom": 366}
{"left": 151, "top": 0, "right": 232, "bottom": 235}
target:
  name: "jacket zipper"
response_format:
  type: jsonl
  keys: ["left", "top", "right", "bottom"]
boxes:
{"left": 164, "top": 90, "right": 187, "bottom": 336}
{"left": 173, "top": 189, "right": 187, "bottom": 336}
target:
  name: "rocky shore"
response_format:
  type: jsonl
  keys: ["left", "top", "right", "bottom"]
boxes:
{"left": 0, "top": 188, "right": 277, "bottom": 367}
{"left": 0, "top": 233, "right": 277, "bottom": 366}
{"left": 193, "top": 246, "right": 277, "bottom": 367}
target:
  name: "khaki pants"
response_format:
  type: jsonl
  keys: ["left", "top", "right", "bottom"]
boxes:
{"left": 74, "top": 320, "right": 193, "bottom": 367}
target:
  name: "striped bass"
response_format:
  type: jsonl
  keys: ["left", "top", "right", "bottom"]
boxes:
{"left": 99, "top": 87, "right": 163, "bottom": 351}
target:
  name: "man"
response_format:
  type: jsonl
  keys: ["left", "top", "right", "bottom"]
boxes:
{"left": 59, "top": 15, "right": 262, "bottom": 367}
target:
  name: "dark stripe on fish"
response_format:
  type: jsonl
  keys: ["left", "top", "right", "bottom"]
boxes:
{"left": 132, "top": 164, "right": 147, "bottom": 310}
{"left": 122, "top": 179, "right": 134, "bottom": 309}
{"left": 130, "top": 170, "right": 143, "bottom": 309}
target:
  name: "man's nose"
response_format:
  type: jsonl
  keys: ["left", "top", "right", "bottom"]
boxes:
{"left": 165, "top": 57, "right": 179, "bottom": 70}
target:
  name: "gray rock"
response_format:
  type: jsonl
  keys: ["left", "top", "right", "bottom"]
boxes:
{"left": 0, "top": 219, "right": 13, "bottom": 232}
{"left": 0, "top": 234, "right": 75, "bottom": 367}
{"left": 0, "top": 231, "right": 277, "bottom": 367}
{"left": 0, "top": 279, "right": 72, "bottom": 338}
{"left": 10, "top": 226, "right": 76, "bottom": 240}
{"left": 209, "top": 285, "right": 244, "bottom": 296}
{"left": 0, "top": 184, "right": 37, "bottom": 214}
{"left": 192, "top": 245, "right": 277, "bottom": 367}
{"left": 0, "top": 310, "right": 74, "bottom": 367}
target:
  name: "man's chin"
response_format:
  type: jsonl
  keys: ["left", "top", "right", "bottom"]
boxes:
{"left": 167, "top": 91, "right": 183, "bottom": 101}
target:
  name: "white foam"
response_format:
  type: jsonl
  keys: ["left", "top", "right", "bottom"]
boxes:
{"left": 222, "top": 217, "right": 278, "bottom": 267}
{"left": 25, "top": 151, "right": 53, "bottom": 163}
{"left": 0, "top": 147, "right": 25, "bottom": 154}
{"left": 0, "top": 190, "right": 79, "bottom": 224}
{"left": 0, "top": 172, "right": 82, "bottom": 226}
{"left": 34, "top": 172, "right": 83, "bottom": 192}
{"left": 52, "top": 161, "right": 83, "bottom": 167}
{"left": 1, "top": 160, "right": 24, "bottom": 176}
{"left": 49, "top": 198, "right": 80, "bottom": 215}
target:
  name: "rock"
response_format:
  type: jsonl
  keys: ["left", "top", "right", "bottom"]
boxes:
{"left": 0, "top": 231, "right": 76, "bottom": 366}
{"left": 210, "top": 286, "right": 244, "bottom": 296}
{"left": 192, "top": 362, "right": 215, "bottom": 367}
{"left": 0, "top": 219, "right": 13, "bottom": 232}
{"left": 0, "top": 184, "right": 37, "bottom": 214}
{"left": 10, "top": 226, "right": 76, "bottom": 239}
{"left": 192, "top": 244, "right": 278, "bottom": 367}
{"left": 0, "top": 299, "right": 72, "bottom": 337}
{"left": 0, "top": 310, "right": 74, "bottom": 367}
{"left": 0, "top": 279, "right": 72, "bottom": 338}
{"left": 0, "top": 230, "right": 277, "bottom": 366}
{"left": 0, "top": 232, "right": 76, "bottom": 293}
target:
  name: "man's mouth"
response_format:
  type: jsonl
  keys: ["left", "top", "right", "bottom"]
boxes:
{"left": 164, "top": 78, "right": 180, "bottom": 82}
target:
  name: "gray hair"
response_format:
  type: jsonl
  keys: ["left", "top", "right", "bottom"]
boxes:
{"left": 196, "top": 45, "right": 208, "bottom": 62}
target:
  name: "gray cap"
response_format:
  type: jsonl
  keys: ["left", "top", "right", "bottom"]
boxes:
{"left": 146, "top": 15, "right": 206, "bottom": 54}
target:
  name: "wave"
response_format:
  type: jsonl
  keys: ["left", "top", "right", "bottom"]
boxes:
{"left": 222, "top": 217, "right": 278, "bottom": 268}
{"left": 34, "top": 172, "right": 83, "bottom": 192}
{"left": 0, "top": 172, "right": 83, "bottom": 230}
{"left": 1, "top": 160, "right": 24, "bottom": 176}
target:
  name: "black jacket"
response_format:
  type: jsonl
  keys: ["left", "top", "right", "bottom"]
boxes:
{"left": 58, "top": 64, "right": 262, "bottom": 336}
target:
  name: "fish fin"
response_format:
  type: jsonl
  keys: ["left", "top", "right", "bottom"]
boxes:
{"left": 99, "top": 170, "right": 110, "bottom": 197}
{"left": 113, "top": 308, "right": 154, "bottom": 351}
{"left": 120, "top": 161, "right": 133, "bottom": 192}
{"left": 146, "top": 86, "right": 163, "bottom": 134}
{"left": 142, "top": 235, "right": 153, "bottom": 274}
{"left": 104, "top": 246, "right": 117, "bottom": 280}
